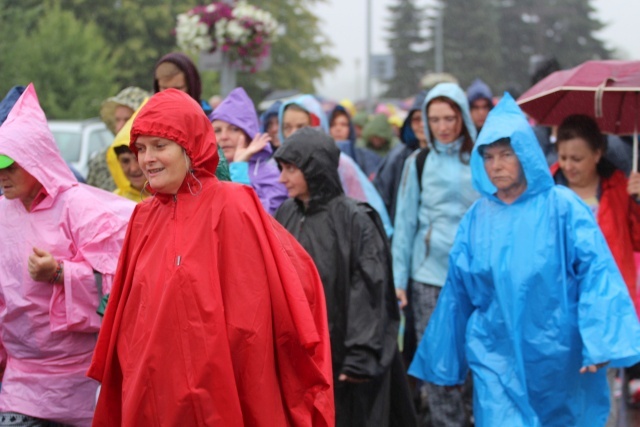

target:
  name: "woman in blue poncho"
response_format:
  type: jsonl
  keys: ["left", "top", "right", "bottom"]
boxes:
{"left": 409, "top": 93, "right": 640, "bottom": 427}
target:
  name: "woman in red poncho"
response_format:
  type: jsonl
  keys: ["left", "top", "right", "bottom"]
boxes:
{"left": 87, "top": 89, "right": 334, "bottom": 426}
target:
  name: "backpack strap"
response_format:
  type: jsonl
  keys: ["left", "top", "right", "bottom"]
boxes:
{"left": 415, "top": 147, "right": 430, "bottom": 191}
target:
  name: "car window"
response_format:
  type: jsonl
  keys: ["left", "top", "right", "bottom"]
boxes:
{"left": 50, "top": 130, "right": 81, "bottom": 163}
{"left": 88, "top": 127, "right": 115, "bottom": 160}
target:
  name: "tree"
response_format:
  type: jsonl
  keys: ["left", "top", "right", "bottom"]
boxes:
{"left": 438, "top": 0, "right": 503, "bottom": 92}
{"left": 498, "top": 0, "right": 611, "bottom": 93}
{"left": 0, "top": 2, "right": 118, "bottom": 119}
{"left": 384, "top": 0, "right": 429, "bottom": 98}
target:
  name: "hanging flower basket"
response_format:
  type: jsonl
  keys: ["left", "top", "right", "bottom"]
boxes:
{"left": 175, "top": 1, "right": 278, "bottom": 73}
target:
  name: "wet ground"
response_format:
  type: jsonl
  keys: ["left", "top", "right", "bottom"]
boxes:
{"left": 616, "top": 377, "right": 640, "bottom": 426}
{"left": 616, "top": 399, "right": 639, "bottom": 426}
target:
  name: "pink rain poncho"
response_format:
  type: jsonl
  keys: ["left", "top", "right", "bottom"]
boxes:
{"left": 0, "top": 85, "right": 134, "bottom": 426}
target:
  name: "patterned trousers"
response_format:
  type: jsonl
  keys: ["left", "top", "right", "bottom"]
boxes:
{"left": 412, "top": 281, "right": 472, "bottom": 427}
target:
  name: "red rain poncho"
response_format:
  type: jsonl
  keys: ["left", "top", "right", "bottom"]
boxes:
{"left": 88, "top": 89, "right": 334, "bottom": 426}
{"left": 0, "top": 86, "right": 134, "bottom": 426}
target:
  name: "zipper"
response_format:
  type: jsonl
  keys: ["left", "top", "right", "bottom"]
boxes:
{"left": 173, "top": 195, "right": 181, "bottom": 266}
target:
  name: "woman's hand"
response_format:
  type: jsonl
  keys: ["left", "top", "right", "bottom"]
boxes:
{"left": 579, "top": 361, "right": 609, "bottom": 374}
{"left": 233, "top": 133, "right": 271, "bottom": 163}
{"left": 28, "top": 247, "right": 58, "bottom": 283}
{"left": 628, "top": 172, "right": 640, "bottom": 198}
{"left": 338, "top": 373, "right": 370, "bottom": 384}
{"left": 396, "top": 288, "right": 407, "bottom": 309}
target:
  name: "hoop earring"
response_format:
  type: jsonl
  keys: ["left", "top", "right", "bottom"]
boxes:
{"left": 187, "top": 170, "right": 202, "bottom": 196}
{"left": 140, "top": 180, "right": 154, "bottom": 199}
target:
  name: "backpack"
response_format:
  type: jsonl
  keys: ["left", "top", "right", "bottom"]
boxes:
{"left": 415, "top": 147, "right": 430, "bottom": 191}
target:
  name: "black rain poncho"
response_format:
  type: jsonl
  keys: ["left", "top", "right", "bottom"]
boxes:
{"left": 274, "top": 128, "right": 402, "bottom": 427}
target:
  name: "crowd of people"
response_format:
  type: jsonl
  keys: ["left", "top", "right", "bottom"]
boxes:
{"left": 0, "top": 50, "right": 639, "bottom": 427}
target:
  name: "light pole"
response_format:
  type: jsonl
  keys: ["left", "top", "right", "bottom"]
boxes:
{"left": 434, "top": 3, "right": 443, "bottom": 73}
{"left": 220, "top": 0, "right": 237, "bottom": 96}
{"left": 366, "top": 0, "right": 373, "bottom": 113}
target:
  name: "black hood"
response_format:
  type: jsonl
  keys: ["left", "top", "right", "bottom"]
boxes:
{"left": 274, "top": 127, "right": 344, "bottom": 207}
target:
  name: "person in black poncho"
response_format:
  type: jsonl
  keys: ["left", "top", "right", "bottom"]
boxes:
{"left": 274, "top": 127, "right": 415, "bottom": 427}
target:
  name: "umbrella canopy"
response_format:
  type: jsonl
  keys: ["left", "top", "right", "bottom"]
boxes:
{"left": 518, "top": 60, "right": 640, "bottom": 172}
{"left": 518, "top": 60, "right": 640, "bottom": 135}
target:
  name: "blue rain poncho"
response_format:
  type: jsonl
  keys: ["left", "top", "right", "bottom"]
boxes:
{"left": 408, "top": 93, "right": 640, "bottom": 427}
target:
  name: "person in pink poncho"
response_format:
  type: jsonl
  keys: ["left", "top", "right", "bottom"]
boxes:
{"left": 0, "top": 84, "right": 134, "bottom": 426}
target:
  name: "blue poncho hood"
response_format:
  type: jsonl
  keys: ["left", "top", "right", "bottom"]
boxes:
{"left": 471, "top": 93, "right": 554, "bottom": 201}
{"left": 399, "top": 90, "right": 427, "bottom": 150}
{"left": 278, "top": 95, "right": 328, "bottom": 143}
{"left": 259, "top": 100, "right": 282, "bottom": 133}
{"left": 466, "top": 78, "right": 494, "bottom": 106}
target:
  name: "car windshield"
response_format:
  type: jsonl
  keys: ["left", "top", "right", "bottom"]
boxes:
{"left": 50, "top": 130, "right": 81, "bottom": 163}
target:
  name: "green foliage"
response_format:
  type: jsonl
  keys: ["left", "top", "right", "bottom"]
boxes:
{"left": 384, "top": 0, "right": 429, "bottom": 98}
{"left": 422, "top": 0, "right": 611, "bottom": 94}
{"left": 59, "top": 0, "right": 199, "bottom": 91}
{"left": 498, "top": 0, "right": 610, "bottom": 93}
{"left": 0, "top": 0, "right": 338, "bottom": 114}
{"left": 0, "top": 2, "right": 118, "bottom": 119}
{"left": 440, "top": 0, "right": 503, "bottom": 92}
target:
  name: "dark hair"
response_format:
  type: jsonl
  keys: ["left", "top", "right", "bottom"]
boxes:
{"left": 329, "top": 109, "right": 349, "bottom": 127}
{"left": 284, "top": 103, "right": 310, "bottom": 117}
{"left": 530, "top": 57, "right": 561, "bottom": 87}
{"left": 113, "top": 145, "right": 133, "bottom": 157}
{"left": 556, "top": 114, "right": 614, "bottom": 178}
{"left": 426, "top": 96, "right": 473, "bottom": 164}
{"left": 153, "top": 52, "right": 201, "bottom": 102}
{"left": 478, "top": 137, "right": 511, "bottom": 157}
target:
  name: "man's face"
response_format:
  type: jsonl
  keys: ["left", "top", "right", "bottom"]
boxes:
{"left": 114, "top": 106, "right": 135, "bottom": 134}
{"left": 157, "top": 72, "right": 188, "bottom": 93}
{"left": 470, "top": 98, "right": 492, "bottom": 129}
{"left": 278, "top": 162, "right": 310, "bottom": 202}
{"left": 482, "top": 143, "right": 525, "bottom": 194}
{"left": 117, "top": 151, "right": 146, "bottom": 191}
{"left": 282, "top": 109, "right": 311, "bottom": 139}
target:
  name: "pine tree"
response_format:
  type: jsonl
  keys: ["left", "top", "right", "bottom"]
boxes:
{"left": 498, "top": 0, "right": 611, "bottom": 94}
{"left": 384, "top": 0, "right": 429, "bottom": 98}
{"left": 437, "top": 0, "right": 503, "bottom": 93}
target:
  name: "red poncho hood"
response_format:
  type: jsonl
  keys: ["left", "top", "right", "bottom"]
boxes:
{"left": 130, "top": 88, "right": 219, "bottom": 180}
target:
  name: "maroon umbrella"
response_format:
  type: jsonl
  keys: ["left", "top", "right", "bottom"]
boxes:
{"left": 518, "top": 60, "right": 640, "bottom": 171}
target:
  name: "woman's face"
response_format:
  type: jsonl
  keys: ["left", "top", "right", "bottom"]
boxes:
{"left": 282, "top": 109, "right": 311, "bottom": 139}
{"left": 426, "top": 100, "right": 462, "bottom": 144}
{"left": 134, "top": 136, "right": 189, "bottom": 194}
{"left": 330, "top": 114, "right": 350, "bottom": 141}
{"left": 557, "top": 137, "right": 601, "bottom": 187}
{"left": 212, "top": 120, "right": 248, "bottom": 163}
{"left": 0, "top": 162, "right": 42, "bottom": 208}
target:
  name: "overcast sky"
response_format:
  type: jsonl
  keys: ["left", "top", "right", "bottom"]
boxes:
{"left": 312, "top": 0, "right": 639, "bottom": 101}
